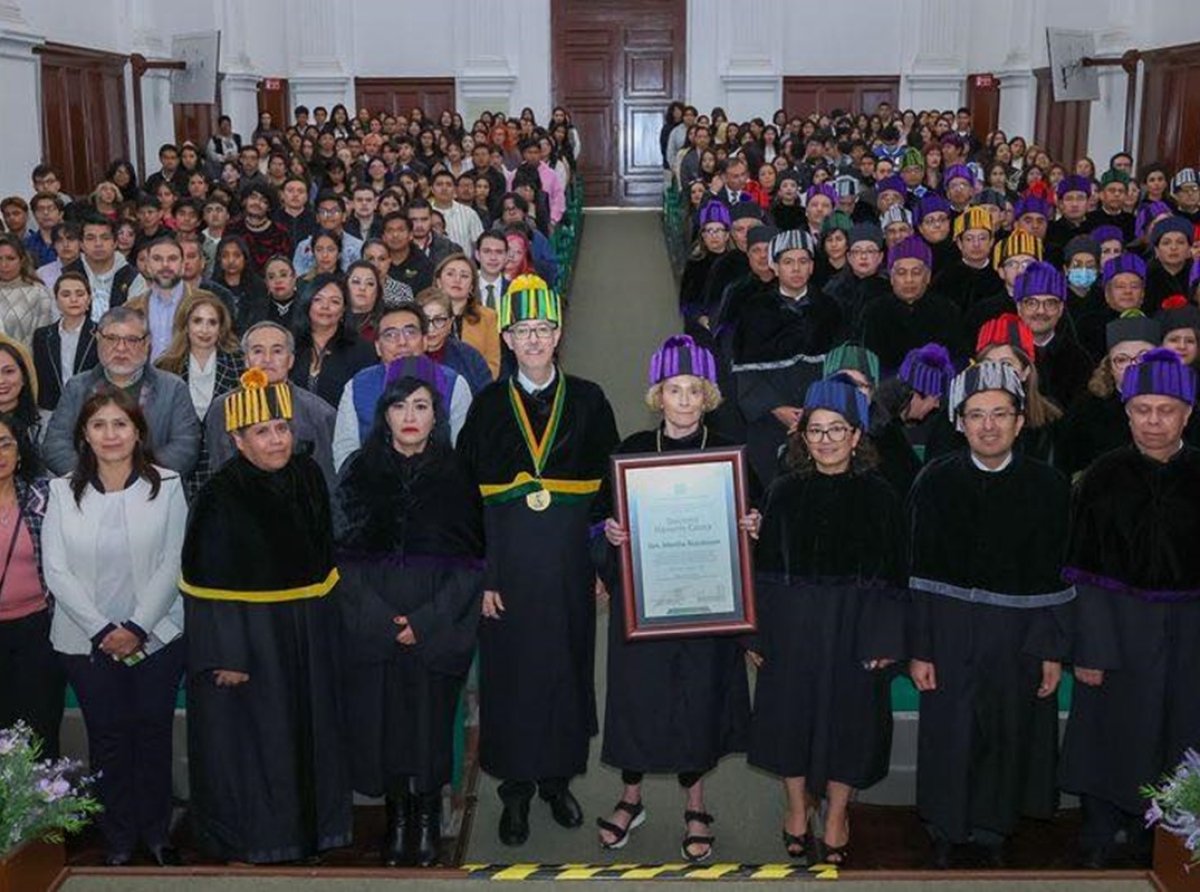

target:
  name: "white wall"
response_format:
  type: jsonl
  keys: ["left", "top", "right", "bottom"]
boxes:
{"left": 2, "top": 0, "right": 1197, "bottom": 200}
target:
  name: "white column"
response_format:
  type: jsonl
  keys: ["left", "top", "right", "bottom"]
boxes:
{"left": 454, "top": 0, "right": 516, "bottom": 117}
{"left": 221, "top": 73, "right": 260, "bottom": 138}
{"left": 717, "top": 0, "right": 780, "bottom": 120}
{"left": 0, "top": 0, "right": 44, "bottom": 197}
{"left": 995, "top": 0, "right": 1037, "bottom": 140}
{"left": 287, "top": 0, "right": 353, "bottom": 114}
{"left": 900, "top": 0, "right": 966, "bottom": 111}
{"left": 1086, "top": 0, "right": 1136, "bottom": 165}
{"left": 126, "top": 0, "right": 175, "bottom": 168}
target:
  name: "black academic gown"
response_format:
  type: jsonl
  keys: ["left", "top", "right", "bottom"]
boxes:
{"left": 334, "top": 443, "right": 485, "bottom": 794}
{"left": 1055, "top": 393, "right": 1128, "bottom": 479}
{"left": 932, "top": 259, "right": 1005, "bottom": 317}
{"left": 748, "top": 468, "right": 907, "bottom": 792}
{"left": 1036, "top": 331, "right": 1094, "bottom": 412}
{"left": 1059, "top": 446, "right": 1200, "bottom": 817}
{"left": 593, "top": 427, "right": 752, "bottom": 775}
{"left": 732, "top": 287, "right": 842, "bottom": 485}
{"left": 823, "top": 267, "right": 891, "bottom": 341}
{"left": 457, "top": 372, "right": 620, "bottom": 782}
{"left": 907, "top": 452, "right": 1072, "bottom": 843}
{"left": 862, "top": 291, "right": 966, "bottom": 373}
{"left": 181, "top": 454, "right": 352, "bottom": 864}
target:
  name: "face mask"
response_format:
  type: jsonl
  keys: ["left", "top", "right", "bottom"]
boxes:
{"left": 1067, "top": 268, "right": 1098, "bottom": 289}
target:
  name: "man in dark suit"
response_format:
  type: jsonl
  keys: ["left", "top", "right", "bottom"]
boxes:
{"left": 475, "top": 229, "right": 510, "bottom": 311}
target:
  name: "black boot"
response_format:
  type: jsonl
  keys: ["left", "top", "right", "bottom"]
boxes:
{"left": 415, "top": 791, "right": 442, "bottom": 867}
{"left": 383, "top": 790, "right": 414, "bottom": 866}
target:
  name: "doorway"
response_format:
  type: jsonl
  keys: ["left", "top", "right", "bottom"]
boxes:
{"left": 354, "top": 78, "right": 456, "bottom": 121}
{"left": 552, "top": 0, "right": 685, "bottom": 207}
{"left": 782, "top": 76, "right": 899, "bottom": 119}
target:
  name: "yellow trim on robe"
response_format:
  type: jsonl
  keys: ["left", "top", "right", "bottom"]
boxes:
{"left": 478, "top": 471, "right": 602, "bottom": 498}
{"left": 179, "top": 567, "right": 340, "bottom": 603}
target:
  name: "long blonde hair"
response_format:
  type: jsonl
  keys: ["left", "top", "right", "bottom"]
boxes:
{"left": 154, "top": 291, "right": 240, "bottom": 375}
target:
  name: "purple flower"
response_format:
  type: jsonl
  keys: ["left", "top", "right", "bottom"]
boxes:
{"left": 1146, "top": 799, "right": 1165, "bottom": 828}
{"left": 36, "top": 776, "right": 72, "bottom": 802}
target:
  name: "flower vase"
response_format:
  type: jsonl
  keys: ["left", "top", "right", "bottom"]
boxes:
{"left": 0, "top": 840, "right": 65, "bottom": 892}
{"left": 1154, "top": 826, "right": 1200, "bottom": 892}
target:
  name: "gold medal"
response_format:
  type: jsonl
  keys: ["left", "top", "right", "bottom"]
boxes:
{"left": 525, "top": 489, "right": 552, "bottom": 511}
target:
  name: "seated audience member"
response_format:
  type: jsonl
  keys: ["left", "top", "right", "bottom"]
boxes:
{"left": 43, "top": 306, "right": 200, "bottom": 475}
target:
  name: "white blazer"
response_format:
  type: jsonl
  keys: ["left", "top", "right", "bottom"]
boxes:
{"left": 43, "top": 469, "right": 188, "bottom": 656}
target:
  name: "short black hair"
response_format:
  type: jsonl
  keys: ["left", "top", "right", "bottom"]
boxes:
{"left": 381, "top": 210, "right": 411, "bottom": 230}
{"left": 406, "top": 198, "right": 432, "bottom": 214}
{"left": 51, "top": 221, "right": 83, "bottom": 242}
{"left": 31, "top": 164, "right": 60, "bottom": 181}
{"left": 81, "top": 214, "right": 117, "bottom": 236}
{"left": 314, "top": 189, "right": 344, "bottom": 208}
{"left": 137, "top": 194, "right": 162, "bottom": 210}
{"left": 477, "top": 229, "right": 507, "bottom": 251}
{"left": 294, "top": 105, "right": 309, "bottom": 116}
{"left": 158, "top": 143, "right": 179, "bottom": 158}
{"left": 218, "top": 114, "right": 232, "bottom": 125}
{"left": 430, "top": 169, "right": 455, "bottom": 185}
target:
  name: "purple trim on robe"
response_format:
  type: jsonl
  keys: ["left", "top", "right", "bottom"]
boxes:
{"left": 588, "top": 521, "right": 606, "bottom": 540}
{"left": 1062, "top": 566, "right": 1200, "bottom": 603}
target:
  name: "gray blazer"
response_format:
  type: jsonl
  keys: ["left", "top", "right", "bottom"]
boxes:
{"left": 43, "top": 366, "right": 202, "bottom": 476}
{"left": 203, "top": 384, "right": 338, "bottom": 492}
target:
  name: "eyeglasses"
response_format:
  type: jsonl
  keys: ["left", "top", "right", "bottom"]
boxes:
{"left": 701, "top": 226, "right": 728, "bottom": 236}
{"left": 424, "top": 315, "right": 451, "bottom": 330}
{"left": 0, "top": 438, "right": 17, "bottom": 452}
{"left": 378, "top": 325, "right": 422, "bottom": 342}
{"left": 1019, "top": 297, "right": 1062, "bottom": 313}
{"left": 849, "top": 247, "right": 881, "bottom": 257}
{"left": 1003, "top": 257, "right": 1035, "bottom": 272}
{"left": 1110, "top": 350, "right": 1149, "bottom": 371}
{"left": 100, "top": 333, "right": 147, "bottom": 347}
{"left": 802, "top": 424, "right": 852, "bottom": 443}
{"left": 509, "top": 324, "right": 556, "bottom": 342}
{"left": 961, "top": 408, "right": 1018, "bottom": 426}
{"left": 317, "top": 207, "right": 342, "bottom": 218}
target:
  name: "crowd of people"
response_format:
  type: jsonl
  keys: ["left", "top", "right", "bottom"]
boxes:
{"left": 0, "top": 90, "right": 1194, "bottom": 877}
{"left": 653, "top": 99, "right": 1199, "bottom": 869}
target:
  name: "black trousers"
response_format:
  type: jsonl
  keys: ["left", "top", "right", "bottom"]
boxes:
{"left": 1081, "top": 794, "right": 1149, "bottom": 853}
{"left": 62, "top": 638, "right": 185, "bottom": 856}
{"left": 498, "top": 777, "right": 570, "bottom": 803}
{"left": 0, "top": 610, "right": 65, "bottom": 759}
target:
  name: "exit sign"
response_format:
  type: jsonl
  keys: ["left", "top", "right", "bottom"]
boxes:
{"left": 263, "top": 78, "right": 283, "bottom": 91}
{"left": 973, "top": 74, "right": 997, "bottom": 89}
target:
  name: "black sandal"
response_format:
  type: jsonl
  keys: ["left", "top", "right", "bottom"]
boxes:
{"left": 822, "top": 818, "right": 850, "bottom": 867}
{"left": 596, "top": 800, "right": 645, "bottom": 850}
{"left": 681, "top": 810, "right": 715, "bottom": 863}
{"left": 781, "top": 828, "right": 809, "bottom": 861}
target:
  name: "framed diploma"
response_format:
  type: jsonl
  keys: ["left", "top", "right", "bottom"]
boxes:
{"left": 611, "top": 446, "right": 756, "bottom": 641}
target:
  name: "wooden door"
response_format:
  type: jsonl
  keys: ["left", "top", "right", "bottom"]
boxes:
{"left": 38, "top": 43, "right": 129, "bottom": 196}
{"left": 257, "top": 77, "right": 290, "bottom": 130}
{"left": 353, "top": 78, "right": 455, "bottom": 121}
{"left": 966, "top": 73, "right": 1000, "bottom": 141}
{"left": 174, "top": 99, "right": 221, "bottom": 148}
{"left": 783, "top": 77, "right": 899, "bottom": 119}
{"left": 1138, "top": 42, "right": 1200, "bottom": 172}
{"left": 1033, "top": 68, "right": 1090, "bottom": 166}
{"left": 552, "top": 0, "right": 686, "bottom": 206}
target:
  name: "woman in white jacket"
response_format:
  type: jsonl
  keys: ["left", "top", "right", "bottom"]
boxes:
{"left": 42, "top": 386, "right": 188, "bottom": 867}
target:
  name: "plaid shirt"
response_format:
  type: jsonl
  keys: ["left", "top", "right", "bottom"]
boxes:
{"left": 15, "top": 476, "right": 49, "bottom": 595}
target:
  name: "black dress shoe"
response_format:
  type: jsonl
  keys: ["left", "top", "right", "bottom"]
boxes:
{"left": 499, "top": 797, "right": 531, "bottom": 846}
{"left": 542, "top": 789, "right": 584, "bottom": 829}
{"left": 383, "top": 792, "right": 415, "bottom": 866}
{"left": 147, "top": 845, "right": 182, "bottom": 867}
{"left": 1080, "top": 844, "right": 1112, "bottom": 870}
{"left": 415, "top": 792, "right": 442, "bottom": 867}
{"left": 929, "top": 838, "right": 953, "bottom": 870}
{"left": 104, "top": 851, "right": 133, "bottom": 867}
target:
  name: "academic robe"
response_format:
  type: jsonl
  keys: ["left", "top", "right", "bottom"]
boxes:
{"left": 748, "top": 468, "right": 907, "bottom": 792}
{"left": 699, "top": 250, "right": 749, "bottom": 324}
{"left": 593, "top": 427, "right": 751, "bottom": 775}
{"left": 1036, "top": 331, "right": 1094, "bottom": 412}
{"left": 1085, "top": 209, "right": 1136, "bottom": 245}
{"left": 907, "top": 452, "right": 1073, "bottom": 842}
{"left": 1055, "top": 393, "right": 1128, "bottom": 479}
{"left": 822, "top": 267, "right": 891, "bottom": 342}
{"left": 862, "top": 291, "right": 966, "bottom": 373}
{"left": 932, "top": 259, "right": 1005, "bottom": 316}
{"left": 1059, "top": 445, "right": 1200, "bottom": 817}
{"left": 731, "top": 287, "right": 842, "bottom": 485}
{"left": 457, "top": 372, "right": 620, "bottom": 781}
{"left": 181, "top": 454, "right": 351, "bottom": 864}
{"left": 334, "top": 443, "right": 484, "bottom": 794}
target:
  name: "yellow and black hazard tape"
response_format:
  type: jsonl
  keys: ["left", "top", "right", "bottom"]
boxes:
{"left": 461, "top": 862, "right": 839, "bottom": 880}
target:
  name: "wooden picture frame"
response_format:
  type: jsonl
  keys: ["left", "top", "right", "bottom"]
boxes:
{"left": 611, "top": 446, "right": 757, "bottom": 641}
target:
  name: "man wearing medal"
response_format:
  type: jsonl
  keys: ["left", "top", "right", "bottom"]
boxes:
{"left": 458, "top": 273, "right": 620, "bottom": 847}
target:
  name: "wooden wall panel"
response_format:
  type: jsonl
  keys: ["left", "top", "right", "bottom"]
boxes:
{"left": 1138, "top": 42, "right": 1200, "bottom": 172}
{"left": 1033, "top": 68, "right": 1090, "bottom": 166}
{"left": 783, "top": 77, "right": 899, "bottom": 118}
{"left": 39, "top": 43, "right": 129, "bottom": 196}
{"left": 354, "top": 78, "right": 455, "bottom": 121}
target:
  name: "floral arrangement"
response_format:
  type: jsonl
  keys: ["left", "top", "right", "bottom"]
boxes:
{"left": 0, "top": 722, "right": 101, "bottom": 857}
{"left": 1143, "top": 748, "right": 1200, "bottom": 865}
